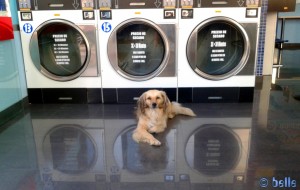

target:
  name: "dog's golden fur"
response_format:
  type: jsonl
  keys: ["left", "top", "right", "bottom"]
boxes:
{"left": 132, "top": 90, "right": 196, "bottom": 146}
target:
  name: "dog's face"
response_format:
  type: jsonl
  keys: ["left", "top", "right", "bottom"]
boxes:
{"left": 146, "top": 90, "right": 165, "bottom": 109}
{"left": 138, "top": 90, "right": 170, "bottom": 113}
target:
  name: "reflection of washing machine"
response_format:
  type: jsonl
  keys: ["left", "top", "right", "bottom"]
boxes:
{"left": 98, "top": 0, "right": 178, "bottom": 103}
{"left": 178, "top": 0, "right": 261, "bottom": 103}
{"left": 104, "top": 119, "right": 176, "bottom": 187}
{"left": 176, "top": 116, "right": 251, "bottom": 188}
{"left": 32, "top": 119, "right": 106, "bottom": 187}
{"left": 17, "top": 0, "right": 102, "bottom": 104}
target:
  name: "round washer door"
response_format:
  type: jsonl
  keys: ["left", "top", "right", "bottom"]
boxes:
{"left": 187, "top": 17, "right": 250, "bottom": 80}
{"left": 185, "top": 124, "right": 241, "bottom": 176}
{"left": 43, "top": 124, "right": 97, "bottom": 174}
{"left": 108, "top": 19, "right": 170, "bottom": 81}
{"left": 113, "top": 125, "right": 171, "bottom": 174}
{"left": 30, "top": 19, "right": 91, "bottom": 81}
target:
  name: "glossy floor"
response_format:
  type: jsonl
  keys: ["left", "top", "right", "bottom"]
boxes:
{"left": 1, "top": 77, "right": 300, "bottom": 190}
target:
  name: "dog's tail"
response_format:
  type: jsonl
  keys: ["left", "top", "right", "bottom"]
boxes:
{"left": 171, "top": 102, "right": 196, "bottom": 117}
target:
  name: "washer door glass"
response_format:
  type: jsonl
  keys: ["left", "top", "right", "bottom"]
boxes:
{"left": 113, "top": 126, "right": 171, "bottom": 174}
{"left": 108, "top": 19, "right": 169, "bottom": 81}
{"left": 187, "top": 17, "right": 250, "bottom": 80}
{"left": 30, "top": 20, "right": 90, "bottom": 81}
{"left": 43, "top": 124, "right": 97, "bottom": 174}
{"left": 185, "top": 124, "right": 241, "bottom": 176}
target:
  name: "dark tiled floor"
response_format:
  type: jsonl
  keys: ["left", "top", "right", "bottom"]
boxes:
{"left": 1, "top": 77, "right": 300, "bottom": 190}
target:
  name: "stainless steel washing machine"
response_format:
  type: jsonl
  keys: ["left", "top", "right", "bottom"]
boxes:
{"left": 98, "top": 0, "right": 178, "bottom": 103}
{"left": 32, "top": 118, "right": 106, "bottom": 185}
{"left": 104, "top": 118, "right": 177, "bottom": 187}
{"left": 176, "top": 114, "right": 252, "bottom": 189}
{"left": 17, "top": 0, "right": 102, "bottom": 103}
{"left": 178, "top": 0, "right": 261, "bottom": 103}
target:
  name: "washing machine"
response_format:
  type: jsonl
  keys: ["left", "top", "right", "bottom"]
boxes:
{"left": 17, "top": 0, "right": 102, "bottom": 104}
{"left": 32, "top": 118, "right": 106, "bottom": 188}
{"left": 178, "top": 0, "right": 261, "bottom": 103}
{"left": 176, "top": 115, "right": 252, "bottom": 189}
{"left": 104, "top": 118, "right": 177, "bottom": 188}
{"left": 98, "top": 0, "right": 178, "bottom": 103}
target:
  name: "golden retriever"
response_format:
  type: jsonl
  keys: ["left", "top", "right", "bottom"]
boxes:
{"left": 132, "top": 90, "right": 196, "bottom": 146}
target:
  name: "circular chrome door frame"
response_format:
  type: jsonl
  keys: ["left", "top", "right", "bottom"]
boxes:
{"left": 107, "top": 18, "right": 170, "bottom": 81}
{"left": 187, "top": 17, "right": 250, "bottom": 80}
{"left": 29, "top": 19, "right": 91, "bottom": 81}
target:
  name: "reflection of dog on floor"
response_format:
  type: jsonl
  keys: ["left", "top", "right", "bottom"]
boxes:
{"left": 132, "top": 90, "right": 196, "bottom": 146}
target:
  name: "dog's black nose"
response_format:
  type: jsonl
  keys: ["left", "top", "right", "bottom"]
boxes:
{"left": 152, "top": 103, "right": 157, "bottom": 108}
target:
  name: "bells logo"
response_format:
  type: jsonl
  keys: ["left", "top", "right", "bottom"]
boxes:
{"left": 260, "top": 177, "right": 297, "bottom": 188}
{"left": 272, "top": 177, "right": 296, "bottom": 188}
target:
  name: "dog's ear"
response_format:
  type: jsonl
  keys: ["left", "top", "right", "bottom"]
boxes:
{"left": 137, "top": 92, "right": 146, "bottom": 114}
{"left": 161, "top": 91, "right": 170, "bottom": 112}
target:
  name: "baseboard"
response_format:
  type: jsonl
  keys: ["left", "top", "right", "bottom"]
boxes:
{"left": 178, "top": 87, "right": 254, "bottom": 103}
{"left": 27, "top": 88, "right": 102, "bottom": 104}
{"left": 0, "top": 97, "right": 28, "bottom": 127}
{"left": 102, "top": 88, "right": 177, "bottom": 104}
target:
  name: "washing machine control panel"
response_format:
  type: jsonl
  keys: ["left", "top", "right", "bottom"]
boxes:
{"left": 18, "top": 0, "right": 32, "bottom": 9}
{"left": 109, "top": 0, "right": 178, "bottom": 9}
{"left": 181, "top": 0, "right": 194, "bottom": 7}
{"left": 82, "top": 0, "right": 94, "bottom": 9}
{"left": 180, "top": 0, "right": 260, "bottom": 8}
{"left": 99, "top": 0, "right": 112, "bottom": 8}
{"left": 17, "top": 0, "right": 97, "bottom": 10}
{"left": 163, "top": 0, "right": 177, "bottom": 7}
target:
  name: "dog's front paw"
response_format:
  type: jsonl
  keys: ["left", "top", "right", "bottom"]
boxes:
{"left": 148, "top": 138, "right": 161, "bottom": 146}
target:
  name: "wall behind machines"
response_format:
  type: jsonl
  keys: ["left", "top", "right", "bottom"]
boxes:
{"left": 0, "top": 0, "right": 27, "bottom": 126}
